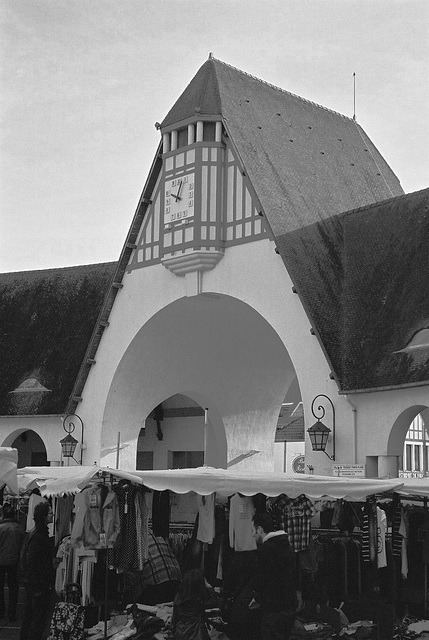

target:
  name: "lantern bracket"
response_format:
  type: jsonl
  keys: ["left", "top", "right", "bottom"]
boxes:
{"left": 307, "top": 394, "right": 336, "bottom": 460}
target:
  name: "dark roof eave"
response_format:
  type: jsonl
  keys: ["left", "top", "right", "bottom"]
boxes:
{"left": 339, "top": 379, "right": 429, "bottom": 395}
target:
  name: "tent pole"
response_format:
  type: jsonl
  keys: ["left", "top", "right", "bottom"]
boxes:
{"left": 116, "top": 432, "right": 121, "bottom": 469}
{"left": 104, "top": 550, "right": 109, "bottom": 640}
{"left": 204, "top": 409, "right": 208, "bottom": 466}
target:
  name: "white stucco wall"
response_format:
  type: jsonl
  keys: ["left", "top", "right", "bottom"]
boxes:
{"left": 1, "top": 237, "right": 427, "bottom": 476}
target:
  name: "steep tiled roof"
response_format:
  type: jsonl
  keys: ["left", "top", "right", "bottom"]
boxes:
{"left": 277, "top": 188, "right": 429, "bottom": 392}
{"left": 0, "top": 58, "right": 420, "bottom": 419}
{"left": 162, "top": 57, "right": 404, "bottom": 235}
{"left": 0, "top": 263, "right": 115, "bottom": 415}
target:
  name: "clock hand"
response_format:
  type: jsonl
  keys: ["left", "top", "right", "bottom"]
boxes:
{"left": 171, "top": 179, "right": 184, "bottom": 201}
{"left": 175, "top": 180, "right": 183, "bottom": 200}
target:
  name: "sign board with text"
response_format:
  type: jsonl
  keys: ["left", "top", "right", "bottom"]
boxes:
{"left": 399, "top": 470, "right": 429, "bottom": 478}
{"left": 332, "top": 464, "right": 366, "bottom": 478}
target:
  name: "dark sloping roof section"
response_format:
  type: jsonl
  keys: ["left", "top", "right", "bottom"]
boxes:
{"left": 277, "top": 188, "right": 429, "bottom": 392}
{"left": 162, "top": 57, "right": 403, "bottom": 237}
{"left": 0, "top": 262, "right": 116, "bottom": 415}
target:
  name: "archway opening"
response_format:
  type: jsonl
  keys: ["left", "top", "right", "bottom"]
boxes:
{"left": 400, "top": 410, "right": 429, "bottom": 477}
{"left": 102, "top": 293, "right": 302, "bottom": 472}
{"left": 384, "top": 405, "right": 429, "bottom": 478}
{"left": 10, "top": 430, "right": 48, "bottom": 468}
{"left": 136, "top": 393, "right": 221, "bottom": 471}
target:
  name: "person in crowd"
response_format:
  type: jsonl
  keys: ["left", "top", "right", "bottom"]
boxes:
{"left": 0, "top": 502, "right": 25, "bottom": 622}
{"left": 171, "top": 567, "right": 210, "bottom": 640}
{"left": 222, "top": 550, "right": 261, "bottom": 640}
{"left": 249, "top": 512, "right": 300, "bottom": 640}
{"left": 19, "top": 500, "right": 54, "bottom": 640}
{"left": 137, "top": 532, "right": 182, "bottom": 605}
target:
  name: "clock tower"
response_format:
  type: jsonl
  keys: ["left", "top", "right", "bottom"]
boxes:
{"left": 127, "top": 57, "right": 270, "bottom": 294}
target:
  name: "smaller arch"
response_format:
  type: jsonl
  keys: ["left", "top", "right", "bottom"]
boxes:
{"left": 136, "top": 392, "right": 227, "bottom": 471}
{"left": 388, "top": 404, "right": 429, "bottom": 456}
{"left": 2, "top": 429, "right": 49, "bottom": 468}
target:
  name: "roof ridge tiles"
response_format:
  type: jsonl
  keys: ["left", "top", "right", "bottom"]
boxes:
{"left": 211, "top": 55, "right": 354, "bottom": 122}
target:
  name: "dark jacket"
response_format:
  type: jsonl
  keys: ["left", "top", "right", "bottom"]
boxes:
{"left": 254, "top": 531, "right": 297, "bottom": 614}
{"left": 21, "top": 524, "right": 53, "bottom": 593}
{"left": 172, "top": 595, "right": 210, "bottom": 640}
{"left": 0, "top": 517, "right": 25, "bottom": 566}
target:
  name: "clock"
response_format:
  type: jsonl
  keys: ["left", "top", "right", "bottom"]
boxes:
{"left": 164, "top": 173, "right": 195, "bottom": 225}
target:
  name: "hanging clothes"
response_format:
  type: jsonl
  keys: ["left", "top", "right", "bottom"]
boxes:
{"left": 70, "top": 492, "right": 87, "bottom": 546}
{"left": 229, "top": 494, "right": 256, "bottom": 551}
{"left": 152, "top": 490, "right": 170, "bottom": 539}
{"left": 55, "top": 536, "right": 73, "bottom": 595}
{"left": 399, "top": 506, "right": 409, "bottom": 579}
{"left": 270, "top": 494, "right": 315, "bottom": 553}
{"left": 72, "top": 484, "right": 120, "bottom": 549}
{"left": 197, "top": 494, "right": 215, "bottom": 544}
{"left": 112, "top": 482, "right": 149, "bottom": 572}
{"left": 376, "top": 506, "right": 387, "bottom": 568}
{"left": 135, "top": 486, "right": 149, "bottom": 569}
{"left": 54, "top": 495, "right": 74, "bottom": 546}
{"left": 390, "top": 495, "right": 403, "bottom": 558}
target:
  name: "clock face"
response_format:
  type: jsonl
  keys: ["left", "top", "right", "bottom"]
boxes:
{"left": 164, "top": 173, "right": 195, "bottom": 225}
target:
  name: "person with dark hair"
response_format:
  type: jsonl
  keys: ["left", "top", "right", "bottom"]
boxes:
{"left": 171, "top": 568, "right": 210, "bottom": 640}
{"left": 0, "top": 503, "right": 25, "bottom": 622}
{"left": 19, "top": 500, "right": 54, "bottom": 640}
{"left": 249, "top": 512, "right": 299, "bottom": 640}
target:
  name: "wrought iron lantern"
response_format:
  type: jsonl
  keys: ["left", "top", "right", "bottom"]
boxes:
{"left": 307, "top": 394, "right": 335, "bottom": 460}
{"left": 60, "top": 432, "right": 78, "bottom": 459}
{"left": 60, "top": 414, "right": 84, "bottom": 464}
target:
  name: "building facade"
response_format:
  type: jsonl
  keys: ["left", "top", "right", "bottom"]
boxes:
{"left": 1, "top": 57, "right": 428, "bottom": 479}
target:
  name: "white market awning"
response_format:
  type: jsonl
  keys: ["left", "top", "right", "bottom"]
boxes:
{"left": 125, "top": 467, "right": 405, "bottom": 501}
{"left": 17, "top": 464, "right": 406, "bottom": 501}
{"left": 396, "top": 477, "right": 429, "bottom": 498}
{"left": 0, "top": 447, "right": 18, "bottom": 495}
{"left": 17, "top": 465, "right": 146, "bottom": 497}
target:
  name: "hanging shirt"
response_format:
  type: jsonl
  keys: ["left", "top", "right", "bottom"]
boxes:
{"left": 70, "top": 491, "right": 87, "bottom": 546}
{"left": 72, "top": 485, "right": 120, "bottom": 549}
{"left": 229, "top": 494, "right": 256, "bottom": 551}
{"left": 197, "top": 493, "right": 215, "bottom": 544}
{"left": 377, "top": 506, "right": 387, "bottom": 568}
{"left": 399, "top": 507, "right": 408, "bottom": 579}
{"left": 271, "top": 494, "right": 315, "bottom": 553}
{"left": 140, "top": 533, "right": 182, "bottom": 586}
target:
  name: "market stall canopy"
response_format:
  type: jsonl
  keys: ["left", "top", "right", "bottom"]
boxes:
{"left": 17, "top": 465, "right": 144, "bottom": 497}
{"left": 396, "top": 477, "right": 429, "bottom": 499}
{"left": 128, "top": 467, "right": 405, "bottom": 501}
{"left": 0, "top": 447, "right": 18, "bottom": 495}
{"left": 17, "top": 465, "right": 407, "bottom": 501}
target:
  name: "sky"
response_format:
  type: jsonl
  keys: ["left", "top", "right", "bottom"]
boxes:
{"left": 1, "top": 0, "right": 428, "bottom": 273}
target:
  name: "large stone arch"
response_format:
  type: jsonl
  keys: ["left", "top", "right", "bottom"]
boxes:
{"left": 100, "top": 293, "right": 300, "bottom": 471}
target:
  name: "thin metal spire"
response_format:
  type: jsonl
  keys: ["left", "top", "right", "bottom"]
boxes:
{"left": 353, "top": 72, "right": 356, "bottom": 121}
